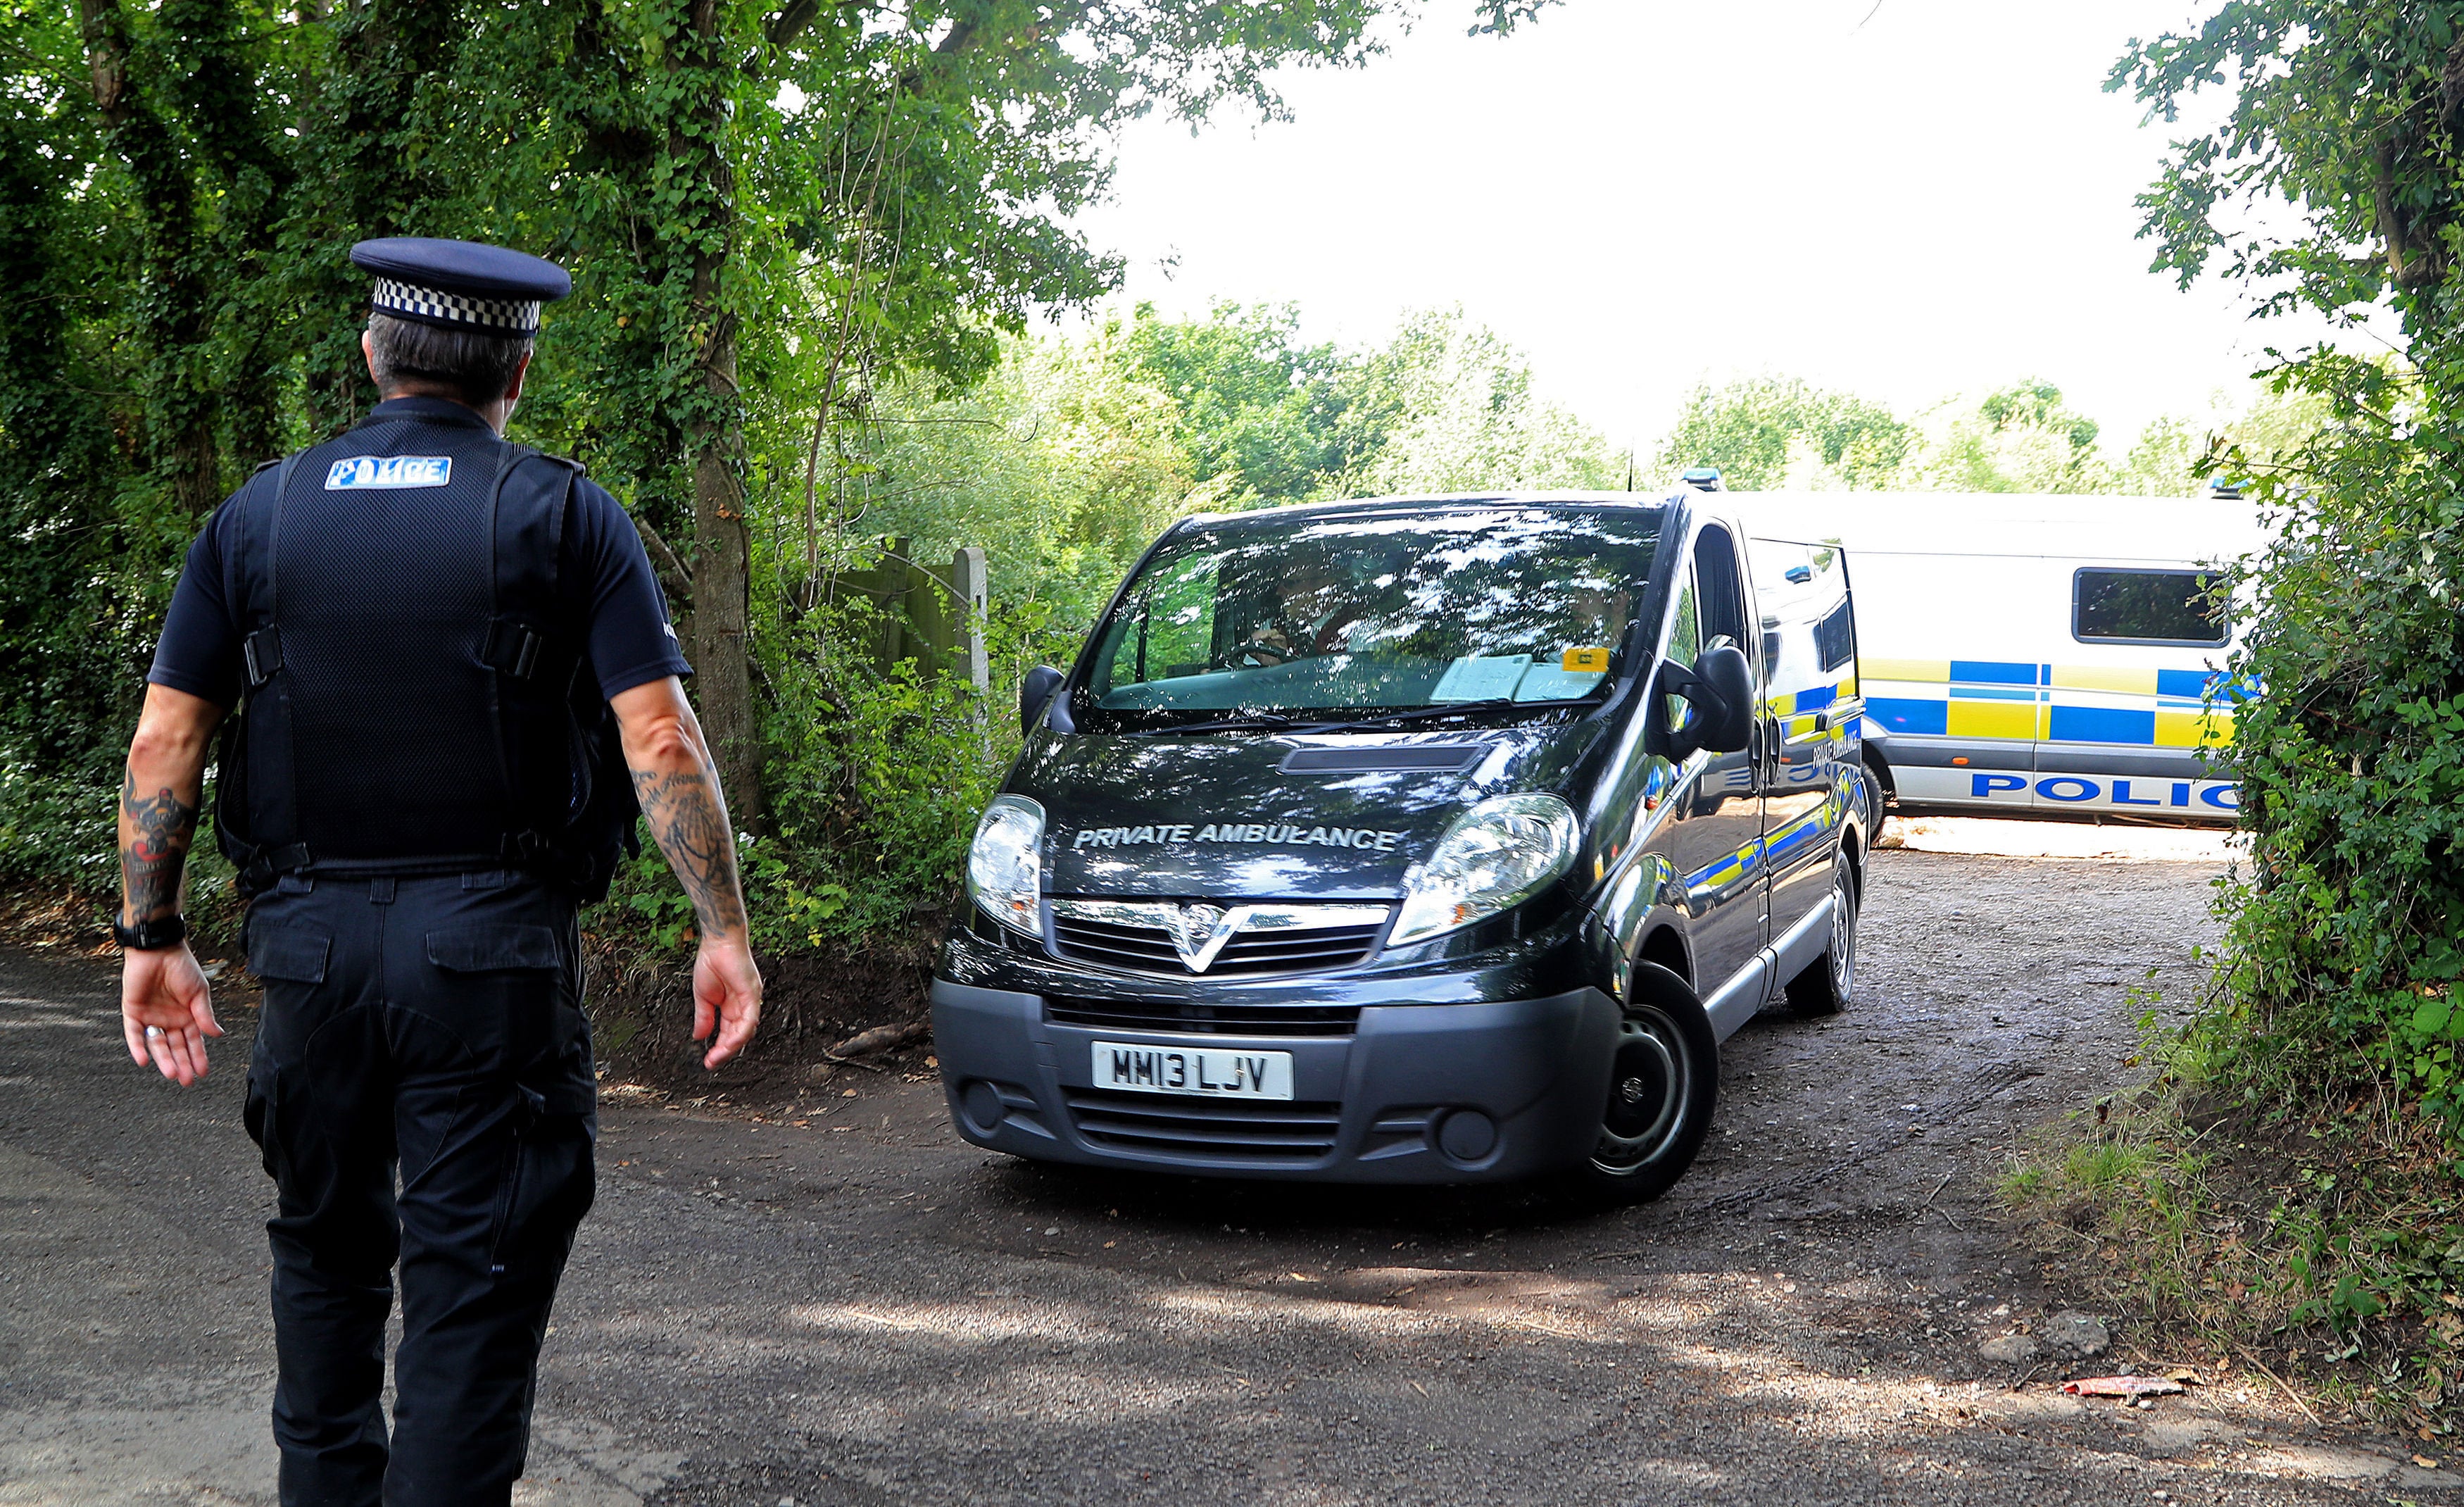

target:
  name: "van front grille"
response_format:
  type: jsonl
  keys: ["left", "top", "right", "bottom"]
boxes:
{"left": 1046, "top": 899, "right": 1389, "bottom": 977}
{"left": 1064, "top": 1088, "right": 1342, "bottom": 1162}
{"left": 1044, "top": 995, "right": 1361, "bottom": 1038}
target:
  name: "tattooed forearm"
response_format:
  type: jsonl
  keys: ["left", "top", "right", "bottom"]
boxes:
{"left": 119, "top": 769, "right": 199, "bottom": 925}
{"left": 630, "top": 765, "right": 748, "bottom": 942}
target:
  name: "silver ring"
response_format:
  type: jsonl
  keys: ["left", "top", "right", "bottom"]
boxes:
{"left": 144, "top": 1026, "right": 164, "bottom": 1039}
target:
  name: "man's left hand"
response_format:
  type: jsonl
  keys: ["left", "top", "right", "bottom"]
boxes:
{"left": 122, "top": 944, "right": 222, "bottom": 1086}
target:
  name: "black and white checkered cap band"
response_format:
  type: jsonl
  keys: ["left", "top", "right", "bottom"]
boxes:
{"left": 370, "top": 276, "right": 541, "bottom": 334}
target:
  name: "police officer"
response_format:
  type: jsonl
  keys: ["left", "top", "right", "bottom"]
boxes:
{"left": 111, "top": 237, "right": 763, "bottom": 1506}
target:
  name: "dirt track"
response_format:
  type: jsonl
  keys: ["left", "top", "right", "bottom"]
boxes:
{"left": 4, "top": 829, "right": 2458, "bottom": 1505}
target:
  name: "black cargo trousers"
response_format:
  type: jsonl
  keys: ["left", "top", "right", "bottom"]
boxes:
{"left": 241, "top": 870, "right": 598, "bottom": 1507}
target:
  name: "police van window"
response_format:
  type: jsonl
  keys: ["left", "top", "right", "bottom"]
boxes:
{"left": 1077, "top": 506, "right": 1669, "bottom": 729}
{"left": 2072, "top": 568, "right": 2227, "bottom": 646}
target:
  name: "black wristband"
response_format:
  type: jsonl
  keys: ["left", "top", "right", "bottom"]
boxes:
{"left": 113, "top": 914, "right": 187, "bottom": 951}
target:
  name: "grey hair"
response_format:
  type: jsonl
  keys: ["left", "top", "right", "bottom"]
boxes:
{"left": 365, "top": 310, "right": 533, "bottom": 406}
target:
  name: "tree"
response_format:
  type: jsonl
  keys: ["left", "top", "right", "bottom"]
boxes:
{"left": 1338, "top": 308, "right": 1619, "bottom": 495}
{"left": 2113, "top": 1, "right": 2464, "bottom": 347}
{"left": 1115, "top": 301, "right": 1364, "bottom": 506}
{"left": 1654, "top": 377, "right": 1910, "bottom": 491}
{"left": 2084, "top": 0, "right": 2464, "bottom": 1403}
{"left": 1904, "top": 379, "right": 2104, "bottom": 493}
{"left": 613, "top": 1, "right": 1572, "bottom": 823}
{"left": 0, "top": 0, "right": 1568, "bottom": 889}
{"left": 2111, "top": 2, "right": 2464, "bottom": 1131}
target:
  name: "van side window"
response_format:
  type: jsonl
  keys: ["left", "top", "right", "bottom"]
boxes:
{"left": 1094, "top": 605, "right": 1144, "bottom": 694}
{"left": 1663, "top": 570, "right": 1700, "bottom": 732}
{"left": 2073, "top": 568, "right": 2227, "bottom": 646}
{"left": 1666, "top": 571, "right": 1700, "bottom": 668}
{"left": 1693, "top": 527, "right": 1748, "bottom": 650}
{"left": 1815, "top": 602, "right": 1853, "bottom": 672}
{"left": 1749, "top": 534, "right": 1852, "bottom": 674}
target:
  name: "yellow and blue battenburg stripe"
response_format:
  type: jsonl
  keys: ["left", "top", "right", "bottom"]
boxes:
{"left": 1861, "top": 659, "right": 2251, "bottom": 748}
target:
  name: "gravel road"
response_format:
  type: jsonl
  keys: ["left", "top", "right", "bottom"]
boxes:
{"left": 4, "top": 833, "right": 2458, "bottom": 1506}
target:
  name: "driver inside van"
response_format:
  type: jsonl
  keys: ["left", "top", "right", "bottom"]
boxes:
{"left": 1236, "top": 554, "right": 1364, "bottom": 667}
{"left": 1564, "top": 582, "right": 1635, "bottom": 648}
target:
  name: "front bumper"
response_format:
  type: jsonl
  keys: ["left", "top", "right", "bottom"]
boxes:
{"left": 930, "top": 976, "right": 1621, "bottom": 1184}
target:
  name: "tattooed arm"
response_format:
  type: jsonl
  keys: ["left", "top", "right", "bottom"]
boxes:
{"left": 118, "top": 685, "right": 225, "bottom": 1085}
{"left": 611, "top": 677, "right": 762, "bottom": 1068}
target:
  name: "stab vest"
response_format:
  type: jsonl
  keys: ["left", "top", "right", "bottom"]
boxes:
{"left": 213, "top": 405, "right": 637, "bottom": 900}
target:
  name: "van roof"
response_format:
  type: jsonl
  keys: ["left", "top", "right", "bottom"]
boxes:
{"left": 1168, "top": 489, "right": 2269, "bottom": 566}
{"left": 1722, "top": 490, "right": 2273, "bottom": 565}
{"left": 1178, "top": 491, "right": 1676, "bottom": 526}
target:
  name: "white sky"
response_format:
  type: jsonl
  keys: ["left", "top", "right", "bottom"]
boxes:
{"left": 1067, "top": 0, "right": 2377, "bottom": 459}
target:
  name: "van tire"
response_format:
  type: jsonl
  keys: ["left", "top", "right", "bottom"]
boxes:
{"left": 1563, "top": 963, "right": 1718, "bottom": 1206}
{"left": 1859, "top": 754, "right": 1892, "bottom": 834}
{"left": 1785, "top": 849, "right": 1859, "bottom": 1016}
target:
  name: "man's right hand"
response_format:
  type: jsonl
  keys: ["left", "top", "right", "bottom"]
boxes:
{"left": 692, "top": 939, "right": 762, "bottom": 1070}
{"left": 122, "top": 944, "right": 222, "bottom": 1086}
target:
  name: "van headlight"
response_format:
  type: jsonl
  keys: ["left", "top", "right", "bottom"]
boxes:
{"left": 967, "top": 795, "right": 1045, "bottom": 936}
{"left": 1390, "top": 793, "right": 1580, "bottom": 947}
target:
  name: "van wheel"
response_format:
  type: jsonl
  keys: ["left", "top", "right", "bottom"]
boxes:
{"left": 1564, "top": 963, "right": 1718, "bottom": 1205}
{"left": 1860, "top": 757, "right": 1890, "bottom": 834}
{"left": 1785, "top": 849, "right": 1859, "bottom": 1016}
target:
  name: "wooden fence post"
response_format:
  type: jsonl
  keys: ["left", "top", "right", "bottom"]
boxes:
{"left": 823, "top": 537, "right": 984, "bottom": 687}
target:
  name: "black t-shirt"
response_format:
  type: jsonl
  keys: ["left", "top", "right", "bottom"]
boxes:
{"left": 149, "top": 398, "right": 691, "bottom": 708}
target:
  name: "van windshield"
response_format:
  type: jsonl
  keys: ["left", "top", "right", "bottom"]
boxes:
{"left": 1075, "top": 505, "right": 1668, "bottom": 732}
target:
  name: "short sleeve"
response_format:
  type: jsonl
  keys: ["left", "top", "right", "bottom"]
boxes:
{"left": 147, "top": 502, "right": 245, "bottom": 708}
{"left": 564, "top": 477, "right": 692, "bottom": 701}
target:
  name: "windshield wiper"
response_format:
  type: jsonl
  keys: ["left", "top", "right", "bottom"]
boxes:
{"left": 1124, "top": 711, "right": 1302, "bottom": 736}
{"left": 1294, "top": 698, "right": 1540, "bottom": 734}
{"left": 1124, "top": 696, "right": 1590, "bottom": 737}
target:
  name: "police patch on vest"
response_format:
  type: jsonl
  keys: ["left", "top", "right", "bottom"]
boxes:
{"left": 325, "top": 455, "right": 452, "bottom": 489}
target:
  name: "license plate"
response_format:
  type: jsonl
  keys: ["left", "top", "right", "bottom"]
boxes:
{"left": 1092, "top": 1041, "right": 1294, "bottom": 1100}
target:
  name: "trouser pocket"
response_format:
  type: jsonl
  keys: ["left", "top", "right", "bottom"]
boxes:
{"left": 425, "top": 913, "right": 594, "bottom": 1281}
{"left": 243, "top": 1060, "right": 281, "bottom": 1179}
{"left": 484, "top": 1081, "right": 597, "bottom": 1280}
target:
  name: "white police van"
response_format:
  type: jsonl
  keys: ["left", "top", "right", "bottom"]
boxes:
{"left": 1732, "top": 489, "right": 2265, "bottom": 823}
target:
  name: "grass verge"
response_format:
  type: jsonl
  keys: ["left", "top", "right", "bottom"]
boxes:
{"left": 2004, "top": 1011, "right": 2464, "bottom": 1442}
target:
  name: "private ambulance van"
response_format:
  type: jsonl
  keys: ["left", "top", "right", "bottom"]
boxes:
{"left": 931, "top": 489, "right": 1869, "bottom": 1203}
{"left": 1732, "top": 491, "right": 2265, "bottom": 825}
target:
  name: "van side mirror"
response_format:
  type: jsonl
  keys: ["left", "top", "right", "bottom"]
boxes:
{"left": 1695, "top": 644, "right": 1754, "bottom": 753}
{"left": 1657, "top": 644, "right": 1753, "bottom": 757}
{"left": 1019, "top": 665, "right": 1064, "bottom": 734}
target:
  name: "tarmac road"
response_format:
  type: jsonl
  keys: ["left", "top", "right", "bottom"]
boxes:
{"left": 3, "top": 835, "right": 2458, "bottom": 1506}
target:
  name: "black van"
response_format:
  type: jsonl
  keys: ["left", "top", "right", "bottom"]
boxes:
{"left": 932, "top": 491, "right": 1868, "bottom": 1201}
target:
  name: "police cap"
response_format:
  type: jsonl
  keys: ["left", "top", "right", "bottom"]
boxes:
{"left": 349, "top": 237, "right": 572, "bottom": 337}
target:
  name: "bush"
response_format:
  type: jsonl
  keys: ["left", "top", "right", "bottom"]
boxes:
{"left": 2004, "top": 361, "right": 2464, "bottom": 1430}
{"left": 593, "top": 592, "right": 1083, "bottom": 968}
{"left": 2211, "top": 359, "right": 2464, "bottom": 1146}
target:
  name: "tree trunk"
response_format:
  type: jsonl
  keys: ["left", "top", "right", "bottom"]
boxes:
{"left": 301, "top": 0, "right": 465, "bottom": 439}
{"left": 673, "top": 0, "right": 762, "bottom": 827}
{"left": 691, "top": 330, "right": 760, "bottom": 829}
{"left": 158, "top": 0, "right": 292, "bottom": 469}
{"left": 79, "top": 0, "right": 219, "bottom": 516}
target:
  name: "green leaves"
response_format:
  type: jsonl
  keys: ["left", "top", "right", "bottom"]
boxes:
{"left": 2412, "top": 996, "right": 2453, "bottom": 1040}
{"left": 2, "top": 0, "right": 1571, "bottom": 909}
{"left": 2112, "top": 0, "right": 2464, "bottom": 322}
